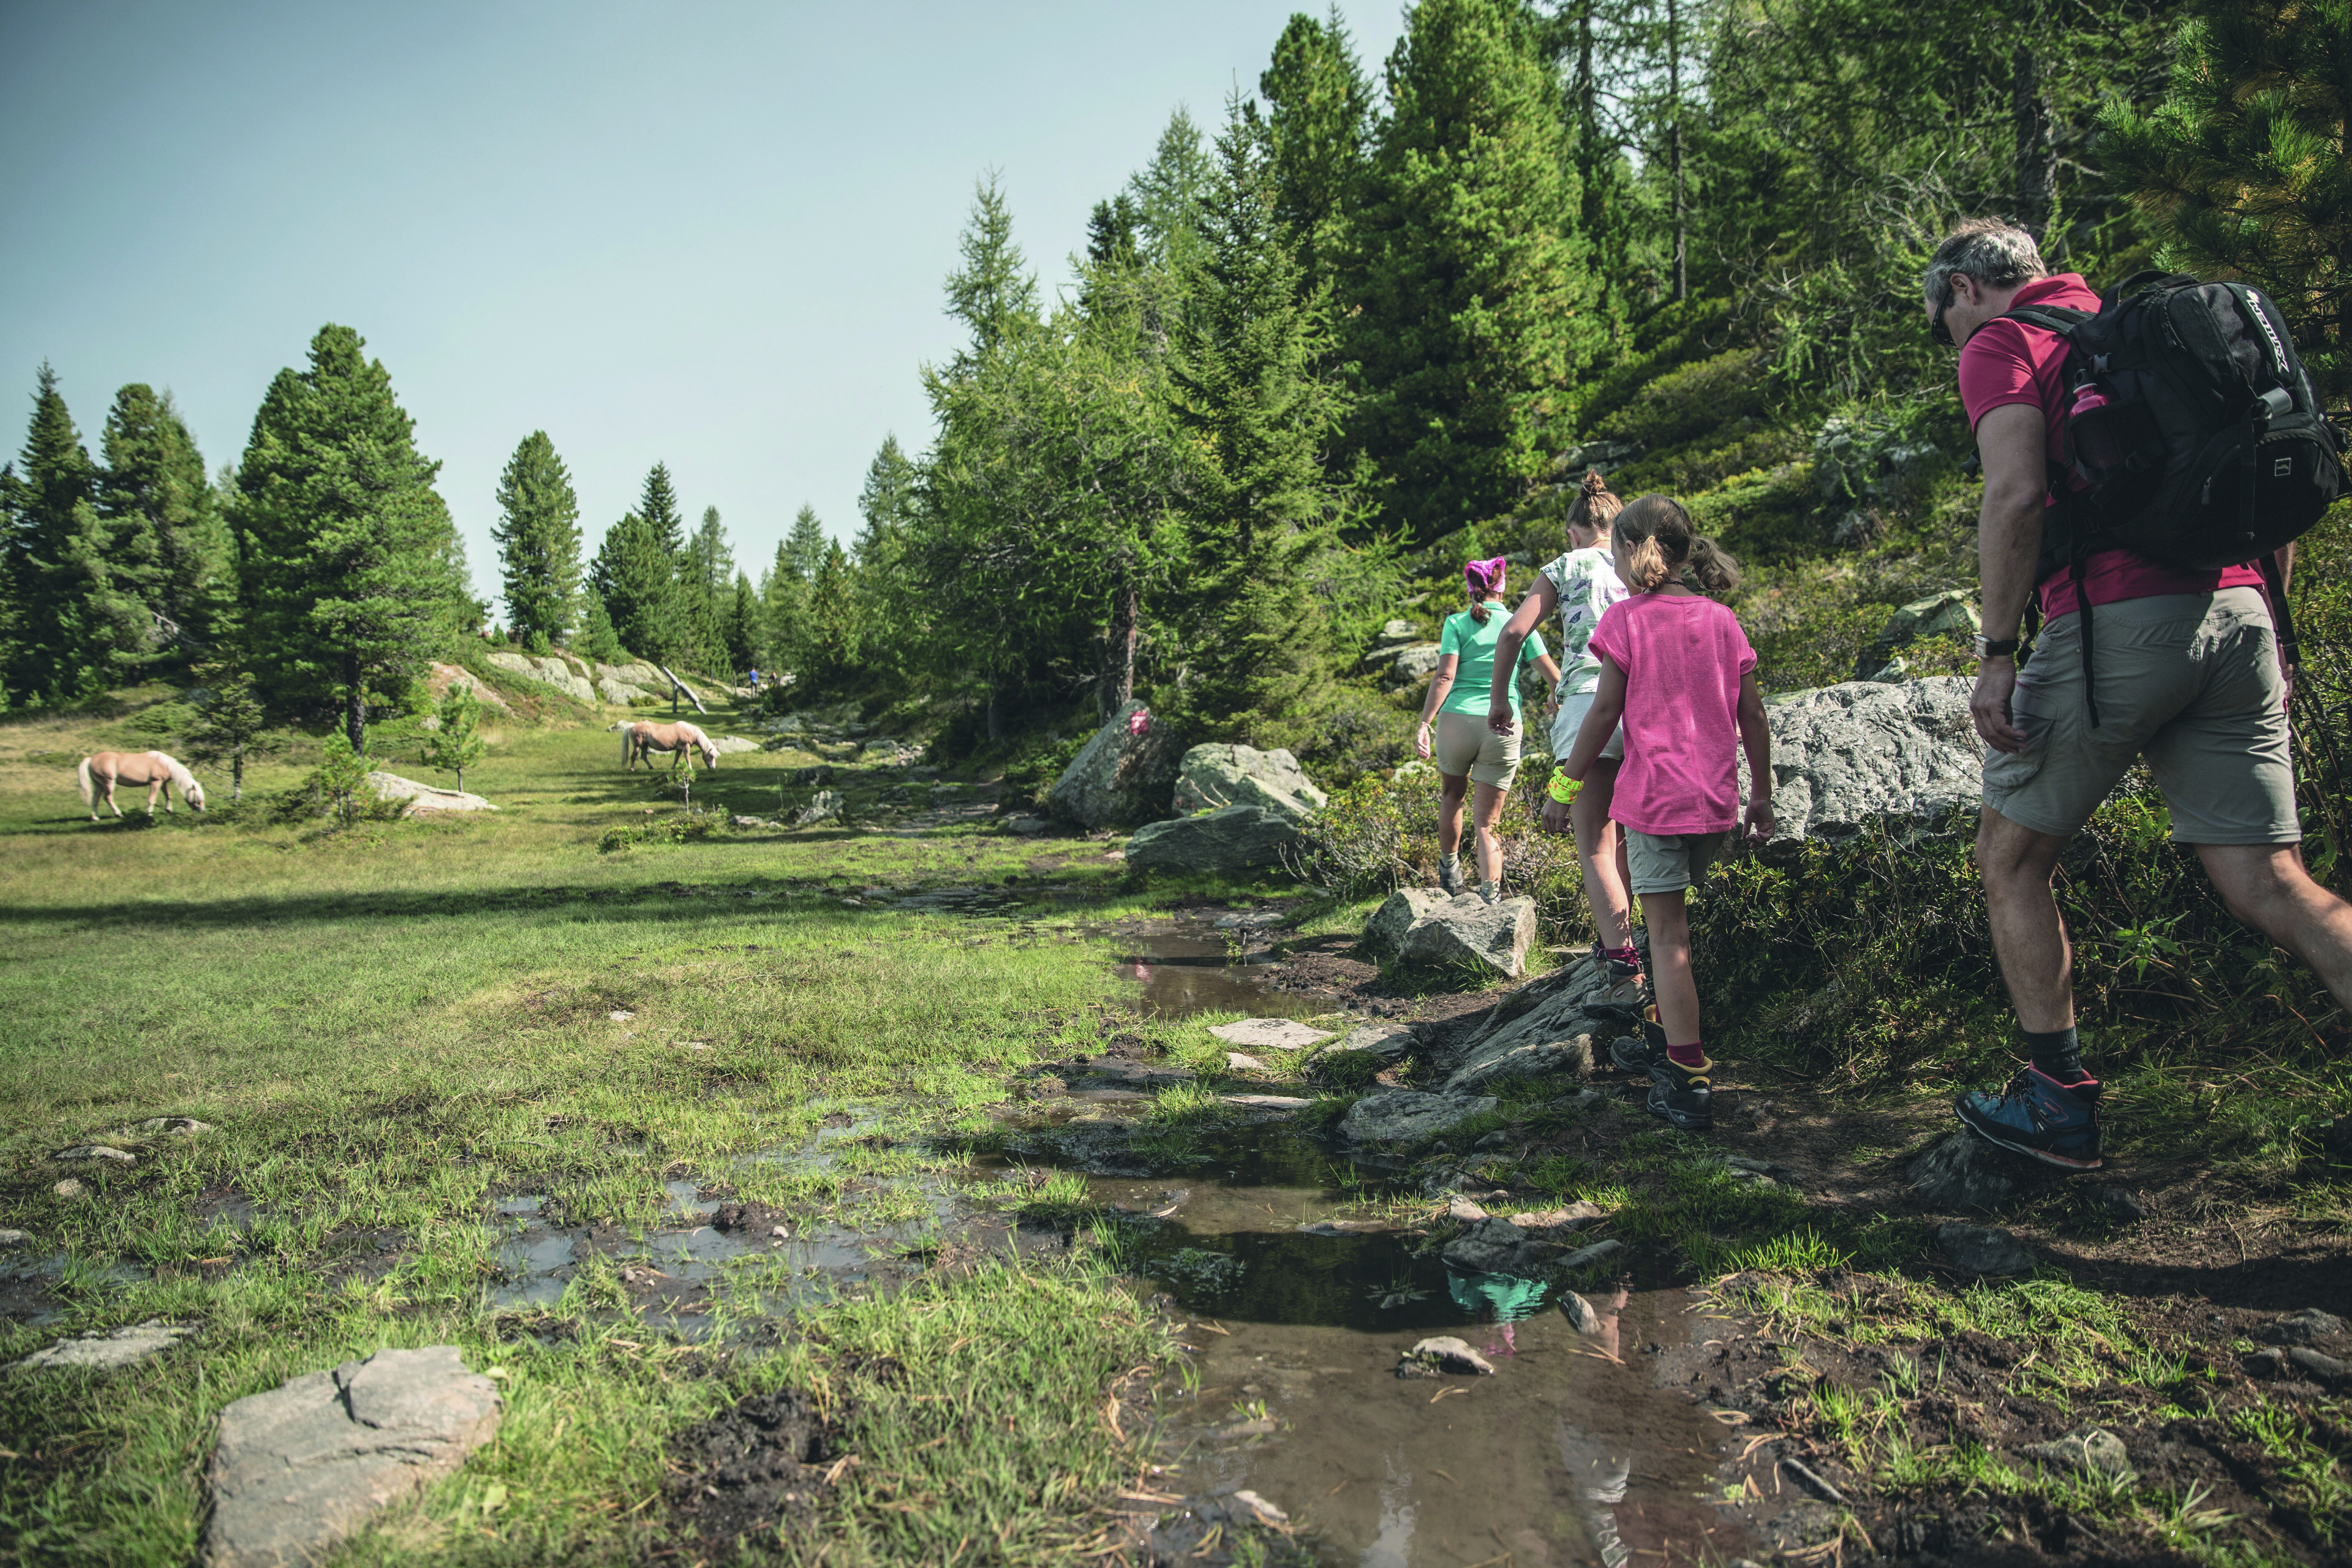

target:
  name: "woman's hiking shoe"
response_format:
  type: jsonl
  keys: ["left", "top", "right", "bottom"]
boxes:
{"left": 1438, "top": 859, "right": 1464, "bottom": 895}
{"left": 1646, "top": 1056, "right": 1713, "bottom": 1133}
{"left": 1954, "top": 1068, "right": 2105, "bottom": 1170}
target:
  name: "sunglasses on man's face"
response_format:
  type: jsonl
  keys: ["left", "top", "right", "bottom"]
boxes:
{"left": 1929, "top": 281, "right": 1957, "bottom": 349}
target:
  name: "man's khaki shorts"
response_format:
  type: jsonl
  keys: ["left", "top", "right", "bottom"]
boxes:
{"left": 1626, "top": 827, "right": 1732, "bottom": 895}
{"left": 1434, "top": 711, "right": 1523, "bottom": 788}
{"left": 1983, "top": 587, "right": 2297, "bottom": 844}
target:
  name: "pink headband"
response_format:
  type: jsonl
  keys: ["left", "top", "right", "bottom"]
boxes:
{"left": 1464, "top": 556, "right": 1508, "bottom": 596}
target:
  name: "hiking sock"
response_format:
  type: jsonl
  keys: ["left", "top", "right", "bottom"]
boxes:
{"left": 1665, "top": 1042, "right": 1708, "bottom": 1072}
{"left": 2024, "top": 1026, "right": 2093, "bottom": 1085}
{"left": 1603, "top": 944, "right": 1641, "bottom": 972}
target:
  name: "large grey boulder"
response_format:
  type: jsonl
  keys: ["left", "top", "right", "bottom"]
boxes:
{"left": 1170, "top": 744, "right": 1329, "bottom": 821}
{"left": 1438, "top": 957, "right": 1626, "bottom": 1092}
{"left": 484, "top": 650, "right": 595, "bottom": 703}
{"left": 204, "top": 1346, "right": 502, "bottom": 1568}
{"left": 1373, "top": 644, "right": 1444, "bottom": 691}
{"left": 363, "top": 772, "right": 497, "bottom": 815}
{"left": 1362, "top": 888, "right": 1536, "bottom": 978}
{"left": 1339, "top": 1088, "right": 1498, "bottom": 1148}
{"left": 1045, "top": 699, "right": 1181, "bottom": 829}
{"left": 1749, "top": 677, "right": 1981, "bottom": 843}
{"left": 1125, "top": 804, "right": 1302, "bottom": 875}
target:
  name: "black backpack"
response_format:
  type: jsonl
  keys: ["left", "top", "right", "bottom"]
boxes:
{"left": 2001, "top": 272, "right": 2346, "bottom": 723}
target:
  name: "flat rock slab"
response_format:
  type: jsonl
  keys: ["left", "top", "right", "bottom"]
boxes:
{"left": 55, "top": 1145, "right": 135, "bottom": 1164}
{"left": 14, "top": 1319, "right": 194, "bottom": 1371}
{"left": 1322, "top": 1021, "right": 1415, "bottom": 1060}
{"left": 204, "top": 1346, "right": 502, "bottom": 1568}
{"left": 1221, "top": 1094, "right": 1314, "bottom": 1110}
{"left": 1125, "top": 804, "right": 1302, "bottom": 873}
{"left": 135, "top": 1117, "right": 213, "bottom": 1136}
{"left": 1208, "top": 1019, "right": 1332, "bottom": 1052}
{"left": 1338, "top": 1088, "right": 1499, "bottom": 1148}
{"left": 363, "top": 771, "right": 497, "bottom": 815}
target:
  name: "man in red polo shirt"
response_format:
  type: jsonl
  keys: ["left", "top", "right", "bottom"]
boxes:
{"left": 1931, "top": 217, "right": 2352, "bottom": 1169}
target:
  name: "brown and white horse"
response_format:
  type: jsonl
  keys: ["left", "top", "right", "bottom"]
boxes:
{"left": 79, "top": 750, "right": 207, "bottom": 820}
{"left": 622, "top": 721, "right": 718, "bottom": 773}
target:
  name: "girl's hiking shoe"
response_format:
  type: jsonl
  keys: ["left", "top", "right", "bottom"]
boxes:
{"left": 1608, "top": 1033, "right": 1657, "bottom": 1074}
{"left": 1954, "top": 1068, "right": 2105, "bottom": 1170}
{"left": 1646, "top": 1056, "right": 1713, "bottom": 1133}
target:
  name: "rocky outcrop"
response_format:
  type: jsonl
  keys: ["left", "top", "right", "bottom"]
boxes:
{"left": 1339, "top": 1088, "right": 1498, "bottom": 1148}
{"left": 1125, "top": 804, "right": 1302, "bottom": 875}
{"left": 1170, "top": 744, "right": 1329, "bottom": 821}
{"left": 1368, "top": 643, "right": 1443, "bottom": 692}
{"left": 1751, "top": 677, "right": 1981, "bottom": 844}
{"left": 1044, "top": 700, "right": 1182, "bottom": 829}
{"left": 1361, "top": 889, "right": 1536, "bottom": 979}
{"left": 203, "top": 1346, "right": 502, "bottom": 1568}
{"left": 363, "top": 772, "right": 498, "bottom": 815}
{"left": 1859, "top": 591, "right": 1980, "bottom": 679}
{"left": 709, "top": 736, "right": 760, "bottom": 755}
{"left": 425, "top": 663, "right": 510, "bottom": 711}
{"left": 485, "top": 650, "right": 595, "bottom": 703}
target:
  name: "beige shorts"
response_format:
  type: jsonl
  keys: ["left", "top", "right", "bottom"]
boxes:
{"left": 1626, "top": 828, "right": 1731, "bottom": 895}
{"left": 1552, "top": 692, "right": 1625, "bottom": 763}
{"left": 1434, "top": 711, "right": 1523, "bottom": 788}
{"left": 1983, "top": 588, "right": 2297, "bottom": 845}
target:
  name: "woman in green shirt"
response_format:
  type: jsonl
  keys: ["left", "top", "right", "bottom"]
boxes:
{"left": 1414, "top": 557, "right": 1560, "bottom": 899}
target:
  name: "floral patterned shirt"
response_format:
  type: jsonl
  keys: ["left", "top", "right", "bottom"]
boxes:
{"left": 1540, "top": 544, "right": 1628, "bottom": 698}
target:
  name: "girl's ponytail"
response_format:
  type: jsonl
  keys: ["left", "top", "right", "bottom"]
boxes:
{"left": 1565, "top": 469, "right": 1623, "bottom": 538}
{"left": 1614, "top": 494, "right": 1740, "bottom": 595}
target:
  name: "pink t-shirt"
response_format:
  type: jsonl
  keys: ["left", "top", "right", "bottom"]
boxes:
{"left": 1956, "top": 273, "right": 2262, "bottom": 620}
{"left": 1588, "top": 593, "right": 1757, "bottom": 837}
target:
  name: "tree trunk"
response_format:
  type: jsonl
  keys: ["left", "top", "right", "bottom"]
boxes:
{"left": 2011, "top": 43, "right": 2056, "bottom": 239}
{"left": 986, "top": 682, "right": 1002, "bottom": 745}
{"left": 1668, "top": 0, "right": 1687, "bottom": 303}
{"left": 344, "top": 668, "right": 365, "bottom": 758}
{"left": 1105, "top": 568, "right": 1139, "bottom": 718}
{"left": 231, "top": 750, "right": 243, "bottom": 803}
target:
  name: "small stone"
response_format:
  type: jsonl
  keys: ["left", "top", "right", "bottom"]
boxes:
{"left": 1226, "top": 1052, "right": 1268, "bottom": 1071}
{"left": 1937, "top": 1222, "right": 2035, "bottom": 1276}
{"left": 1230, "top": 1489, "right": 1289, "bottom": 1526}
{"left": 13, "top": 1319, "right": 194, "bottom": 1371}
{"left": 608, "top": 1009, "right": 635, "bottom": 1022}
{"left": 53, "top": 1179, "right": 85, "bottom": 1199}
{"left": 2287, "top": 1346, "right": 2352, "bottom": 1388}
{"left": 2261, "top": 1308, "right": 2346, "bottom": 1346}
{"left": 1209, "top": 1019, "right": 1332, "bottom": 1052}
{"left": 1403, "top": 1336, "right": 1494, "bottom": 1376}
{"left": 55, "top": 1145, "right": 135, "bottom": 1165}
{"left": 2020, "top": 1425, "right": 2135, "bottom": 1482}
{"left": 135, "top": 1117, "right": 214, "bottom": 1136}
{"left": 0, "top": 1229, "right": 26, "bottom": 1248}
{"left": 769, "top": 1225, "right": 789, "bottom": 1239}
{"left": 1560, "top": 1238, "right": 1624, "bottom": 1271}
{"left": 2094, "top": 1187, "right": 2146, "bottom": 1221}
{"left": 1216, "top": 1415, "right": 1279, "bottom": 1440}
{"left": 1323, "top": 1021, "right": 1415, "bottom": 1060}
{"left": 1558, "top": 1291, "right": 1602, "bottom": 1335}
{"left": 1447, "top": 1196, "right": 1489, "bottom": 1223}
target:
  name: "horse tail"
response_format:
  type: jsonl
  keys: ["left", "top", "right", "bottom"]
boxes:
{"left": 77, "top": 756, "right": 94, "bottom": 810}
{"left": 622, "top": 725, "right": 633, "bottom": 768}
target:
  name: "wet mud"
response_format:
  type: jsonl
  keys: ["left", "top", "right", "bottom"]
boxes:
{"left": 663, "top": 1384, "right": 850, "bottom": 1550}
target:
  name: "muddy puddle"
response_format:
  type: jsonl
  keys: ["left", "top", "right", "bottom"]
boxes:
{"left": 1099, "top": 917, "right": 1331, "bottom": 1022}
{"left": 1009, "top": 1118, "right": 1744, "bottom": 1566}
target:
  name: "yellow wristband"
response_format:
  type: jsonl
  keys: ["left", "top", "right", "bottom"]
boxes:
{"left": 1547, "top": 770, "right": 1579, "bottom": 804}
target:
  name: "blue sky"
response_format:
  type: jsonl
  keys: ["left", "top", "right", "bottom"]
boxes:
{"left": 0, "top": 1, "right": 1404, "bottom": 619}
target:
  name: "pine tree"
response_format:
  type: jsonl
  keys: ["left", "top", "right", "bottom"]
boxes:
{"left": 1171, "top": 93, "right": 1351, "bottom": 731}
{"left": 1347, "top": 0, "right": 1597, "bottom": 543}
{"left": 581, "top": 590, "right": 624, "bottom": 662}
{"left": 2102, "top": 0, "right": 2352, "bottom": 405}
{"left": 232, "top": 326, "right": 472, "bottom": 752}
{"left": 491, "top": 431, "right": 582, "bottom": 654}
{"left": 801, "top": 539, "right": 859, "bottom": 687}
{"left": 590, "top": 511, "right": 675, "bottom": 662}
{"left": 638, "top": 462, "right": 687, "bottom": 558}
{"left": 421, "top": 680, "right": 488, "bottom": 793}
{"left": 760, "top": 537, "right": 805, "bottom": 678}
{"left": 1259, "top": 7, "right": 1374, "bottom": 294}
{"left": 685, "top": 504, "right": 733, "bottom": 668}
{"left": 98, "top": 384, "right": 232, "bottom": 656}
{"left": 1128, "top": 108, "right": 1215, "bottom": 276}
{"left": 725, "top": 573, "right": 760, "bottom": 674}
{"left": 183, "top": 662, "right": 280, "bottom": 802}
{"left": 2, "top": 364, "right": 115, "bottom": 701}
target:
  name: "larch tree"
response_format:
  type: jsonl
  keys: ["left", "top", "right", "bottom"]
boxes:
{"left": 491, "top": 431, "right": 582, "bottom": 654}
{"left": 232, "top": 325, "right": 472, "bottom": 752}
{"left": 590, "top": 511, "right": 676, "bottom": 664}
{"left": 99, "top": 384, "right": 232, "bottom": 654}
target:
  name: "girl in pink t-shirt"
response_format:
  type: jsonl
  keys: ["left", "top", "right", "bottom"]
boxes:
{"left": 1559, "top": 496, "right": 1773, "bottom": 1134}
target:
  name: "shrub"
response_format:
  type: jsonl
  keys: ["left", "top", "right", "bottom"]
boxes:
{"left": 597, "top": 814, "right": 729, "bottom": 853}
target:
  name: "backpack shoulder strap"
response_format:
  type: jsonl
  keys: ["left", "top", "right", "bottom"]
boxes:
{"left": 1997, "top": 305, "right": 2093, "bottom": 336}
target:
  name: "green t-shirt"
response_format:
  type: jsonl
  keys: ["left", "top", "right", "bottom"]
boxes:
{"left": 1437, "top": 605, "right": 1549, "bottom": 718}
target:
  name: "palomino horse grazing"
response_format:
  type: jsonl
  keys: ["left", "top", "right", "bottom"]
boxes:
{"left": 622, "top": 720, "right": 718, "bottom": 773}
{"left": 79, "top": 750, "right": 208, "bottom": 821}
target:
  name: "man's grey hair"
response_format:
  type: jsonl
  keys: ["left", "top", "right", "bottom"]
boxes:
{"left": 1923, "top": 218, "right": 2048, "bottom": 305}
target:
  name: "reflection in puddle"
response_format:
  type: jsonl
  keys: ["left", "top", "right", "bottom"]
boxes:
{"left": 1099, "top": 919, "right": 1330, "bottom": 1022}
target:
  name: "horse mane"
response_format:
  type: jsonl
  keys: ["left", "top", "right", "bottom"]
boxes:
{"left": 156, "top": 752, "right": 202, "bottom": 794}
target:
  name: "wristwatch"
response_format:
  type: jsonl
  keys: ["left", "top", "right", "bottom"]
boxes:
{"left": 1973, "top": 634, "right": 2021, "bottom": 661}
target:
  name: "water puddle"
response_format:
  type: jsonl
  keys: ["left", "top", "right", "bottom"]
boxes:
{"left": 1098, "top": 918, "right": 1331, "bottom": 1022}
{"left": 1013, "top": 1120, "right": 1744, "bottom": 1565}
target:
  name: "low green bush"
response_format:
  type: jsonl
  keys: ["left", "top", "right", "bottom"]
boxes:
{"left": 595, "top": 813, "right": 730, "bottom": 853}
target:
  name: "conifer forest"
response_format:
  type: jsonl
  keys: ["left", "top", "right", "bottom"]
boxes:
{"left": 3, "top": 1, "right": 2351, "bottom": 1564}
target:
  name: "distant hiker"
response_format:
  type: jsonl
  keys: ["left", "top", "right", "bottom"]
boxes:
{"left": 1489, "top": 470, "right": 1638, "bottom": 1003}
{"left": 1551, "top": 497, "right": 1769, "bottom": 1134}
{"left": 1414, "top": 557, "right": 1560, "bottom": 901}
{"left": 1930, "top": 216, "right": 2352, "bottom": 1170}
{"left": 748, "top": 666, "right": 761, "bottom": 690}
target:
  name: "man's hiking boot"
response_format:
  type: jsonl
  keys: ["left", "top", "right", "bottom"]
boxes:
{"left": 1438, "top": 859, "right": 1464, "bottom": 895}
{"left": 1955, "top": 1068, "right": 2105, "bottom": 1170}
{"left": 1646, "top": 1055, "right": 1713, "bottom": 1133}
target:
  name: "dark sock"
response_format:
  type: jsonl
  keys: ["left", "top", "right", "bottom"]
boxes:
{"left": 1666, "top": 1042, "right": 1706, "bottom": 1071}
{"left": 2025, "top": 1026, "right": 2092, "bottom": 1084}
